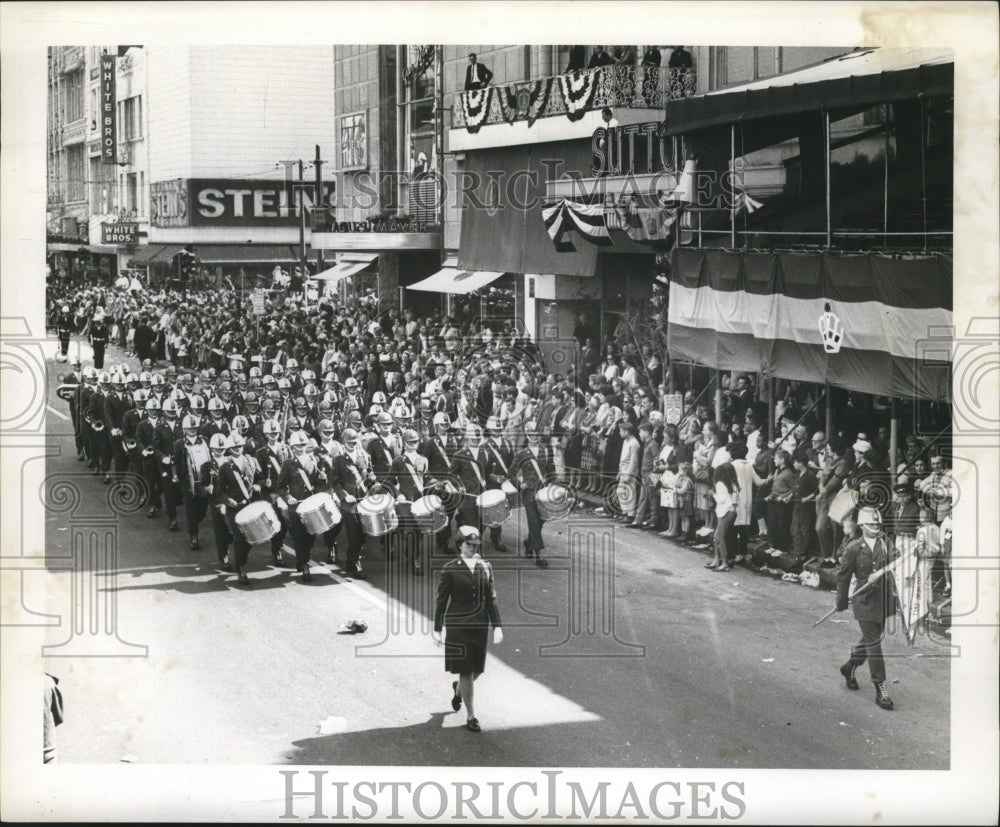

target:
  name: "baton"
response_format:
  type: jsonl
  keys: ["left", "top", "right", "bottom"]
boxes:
{"left": 813, "top": 558, "right": 892, "bottom": 627}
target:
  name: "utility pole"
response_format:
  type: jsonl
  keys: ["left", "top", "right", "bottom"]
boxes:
{"left": 297, "top": 159, "right": 307, "bottom": 304}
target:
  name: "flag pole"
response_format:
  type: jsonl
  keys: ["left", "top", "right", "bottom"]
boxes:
{"left": 813, "top": 550, "right": 892, "bottom": 627}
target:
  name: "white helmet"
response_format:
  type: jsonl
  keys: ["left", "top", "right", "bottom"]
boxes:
{"left": 209, "top": 433, "right": 229, "bottom": 452}
{"left": 288, "top": 430, "right": 309, "bottom": 450}
{"left": 145, "top": 398, "right": 161, "bottom": 412}
{"left": 857, "top": 507, "right": 883, "bottom": 527}
{"left": 226, "top": 432, "right": 246, "bottom": 450}
{"left": 182, "top": 414, "right": 201, "bottom": 431}
{"left": 262, "top": 418, "right": 281, "bottom": 436}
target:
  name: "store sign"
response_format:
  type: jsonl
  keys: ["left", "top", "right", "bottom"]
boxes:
{"left": 324, "top": 216, "right": 438, "bottom": 234}
{"left": 101, "top": 222, "right": 139, "bottom": 244}
{"left": 100, "top": 54, "right": 117, "bottom": 164}
{"left": 189, "top": 179, "right": 336, "bottom": 227}
{"left": 150, "top": 178, "right": 189, "bottom": 227}
{"left": 591, "top": 121, "right": 677, "bottom": 177}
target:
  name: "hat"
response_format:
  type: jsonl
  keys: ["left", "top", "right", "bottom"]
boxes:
{"left": 893, "top": 479, "right": 913, "bottom": 493}
{"left": 857, "top": 507, "right": 883, "bottom": 526}
{"left": 852, "top": 439, "right": 872, "bottom": 454}
{"left": 457, "top": 526, "right": 481, "bottom": 544}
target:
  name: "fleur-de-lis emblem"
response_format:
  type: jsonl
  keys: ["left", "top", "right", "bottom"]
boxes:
{"left": 819, "top": 302, "right": 844, "bottom": 354}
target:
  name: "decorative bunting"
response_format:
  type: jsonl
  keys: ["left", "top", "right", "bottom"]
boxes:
{"left": 557, "top": 69, "right": 600, "bottom": 121}
{"left": 460, "top": 87, "right": 493, "bottom": 134}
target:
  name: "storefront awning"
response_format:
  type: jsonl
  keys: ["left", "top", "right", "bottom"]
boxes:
{"left": 87, "top": 244, "right": 119, "bottom": 256}
{"left": 125, "top": 244, "right": 186, "bottom": 265}
{"left": 312, "top": 254, "right": 377, "bottom": 283}
{"left": 194, "top": 245, "right": 302, "bottom": 265}
{"left": 664, "top": 47, "right": 953, "bottom": 136}
{"left": 407, "top": 258, "right": 504, "bottom": 294}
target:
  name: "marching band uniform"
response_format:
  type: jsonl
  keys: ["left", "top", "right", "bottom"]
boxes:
{"left": 480, "top": 434, "right": 514, "bottom": 552}
{"left": 153, "top": 416, "right": 184, "bottom": 529}
{"left": 256, "top": 438, "right": 291, "bottom": 563}
{"left": 390, "top": 447, "right": 429, "bottom": 575}
{"left": 64, "top": 366, "right": 86, "bottom": 459}
{"left": 836, "top": 518, "right": 898, "bottom": 709}
{"left": 174, "top": 433, "right": 210, "bottom": 548}
{"left": 103, "top": 386, "right": 133, "bottom": 477}
{"left": 453, "top": 443, "right": 487, "bottom": 533}
{"left": 330, "top": 449, "right": 370, "bottom": 577}
{"left": 276, "top": 449, "right": 328, "bottom": 580}
{"left": 122, "top": 401, "right": 144, "bottom": 477}
{"left": 200, "top": 453, "right": 232, "bottom": 568}
{"left": 217, "top": 451, "right": 263, "bottom": 583}
{"left": 88, "top": 384, "right": 112, "bottom": 479}
{"left": 512, "top": 440, "right": 554, "bottom": 565}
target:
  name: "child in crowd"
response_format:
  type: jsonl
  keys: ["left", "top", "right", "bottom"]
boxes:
{"left": 673, "top": 462, "right": 695, "bottom": 541}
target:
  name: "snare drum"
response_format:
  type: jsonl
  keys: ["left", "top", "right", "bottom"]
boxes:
{"left": 235, "top": 501, "right": 281, "bottom": 545}
{"left": 298, "top": 492, "right": 342, "bottom": 536}
{"left": 535, "top": 484, "right": 574, "bottom": 521}
{"left": 411, "top": 494, "right": 448, "bottom": 535}
{"left": 358, "top": 491, "right": 398, "bottom": 536}
{"left": 477, "top": 489, "right": 511, "bottom": 527}
{"left": 501, "top": 479, "right": 520, "bottom": 508}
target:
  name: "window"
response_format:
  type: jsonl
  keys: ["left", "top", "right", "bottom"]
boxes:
{"left": 90, "top": 88, "right": 98, "bottom": 130}
{"left": 340, "top": 112, "right": 368, "bottom": 169}
{"left": 138, "top": 171, "right": 145, "bottom": 216}
{"left": 127, "top": 173, "right": 138, "bottom": 212}
{"left": 122, "top": 95, "right": 142, "bottom": 140}
{"left": 64, "top": 70, "right": 84, "bottom": 122}
{"left": 400, "top": 46, "right": 439, "bottom": 221}
{"left": 66, "top": 144, "right": 85, "bottom": 201}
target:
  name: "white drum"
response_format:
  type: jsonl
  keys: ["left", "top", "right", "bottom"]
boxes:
{"left": 501, "top": 479, "right": 520, "bottom": 508}
{"left": 535, "top": 484, "right": 574, "bottom": 521}
{"left": 477, "top": 489, "right": 511, "bottom": 527}
{"left": 298, "top": 492, "right": 342, "bottom": 536}
{"left": 358, "top": 491, "right": 398, "bottom": 536}
{"left": 828, "top": 487, "right": 857, "bottom": 524}
{"left": 235, "top": 501, "right": 281, "bottom": 545}
{"left": 411, "top": 494, "right": 448, "bottom": 535}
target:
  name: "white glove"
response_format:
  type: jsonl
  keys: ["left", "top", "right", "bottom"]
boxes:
{"left": 493, "top": 628, "right": 504, "bottom": 645}
{"left": 431, "top": 630, "right": 443, "bottom": 646}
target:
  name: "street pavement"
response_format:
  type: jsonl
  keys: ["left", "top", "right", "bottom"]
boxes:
{"left": 40, "top": 335, "right": 950, "bottom": 769}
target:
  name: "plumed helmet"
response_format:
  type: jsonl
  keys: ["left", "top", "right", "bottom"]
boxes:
{"left": 209, "top": 433, "right": 229, "bottom": 451}
{"left": 145, "top": 398, "right": 161, "bottom": 412}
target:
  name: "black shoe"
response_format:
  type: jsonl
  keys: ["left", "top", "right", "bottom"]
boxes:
{"left": 220, "top": 561, "right": 232, "bottom": 572}
{"left": 168, "top": 519, "right": 179, "bottom": 532}
{"left": 451, "top": 681, "right": 462, "bottom": 712}
{"left": 272, "top": 548, "right": 283, "bottom": 565}
{"left": 466, "top": 717, "right": 481, "bottom": 733}
{"left": 189, "top": 536, "right": 200, "bottom": 551}
{"left": 535, "top": 556, "right": 549, "bottom": 568}
{"left": 874, "top": 682, "right": 894, "bottom": 710}
{"left": 493, "top": 543, "right": 509, "bottom": 553}
{"left": 238, "top": 571, "right": 250, "bottom": 585}
{"left": 146, "top": 507, "right": 157, "bottom": 519}
{"left": 325, "top": 549, "right": 336, "bottom": 564}
{"left": 353, "top": 564, "right": 366, "bottom": 580}
{"left": 840, "top": 662, "right": 860, "bottom": 690}
{"left": 302, "top": 566, "right": 313, "bottom": 583}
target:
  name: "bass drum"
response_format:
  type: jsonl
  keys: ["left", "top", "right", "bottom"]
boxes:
{"left": 235, "top": 501, "right": 281, "bottom": 545}
{"left": 358, "top": 490, "right": 398, "bottom": 537}
{"left": 477, "top": 489, "right": 511, "bottom": 527}
{"left": 535, "top": 484, "right": 574, "bottom": 521}
{"left": 298, "top": 492, "right": 342, "bottom": 536}
{"left": 501, "top": 479, "right": 520, "bottom": 508}
{"left": 411, "top": 494, "right": 448, "bottom": 535}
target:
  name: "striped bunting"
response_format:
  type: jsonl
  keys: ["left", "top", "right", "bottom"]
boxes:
{"left": 542, "top": 199, "right": 611, "bottom": 251}
{"left": 666, "top": 248, "right": 952, "bottom": 401}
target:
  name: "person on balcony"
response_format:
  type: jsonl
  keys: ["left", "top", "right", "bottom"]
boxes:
{"left": 464, "top": 53, "right": 494, "bottom": 91}
{"left": 565, "top": 45, "right": 586, "bottom": 73}
{"left": 588, "top": 45, "right": 614, "bottom": 69}
{"left": 668, "top": 45, "right": 693, "bottom": 69}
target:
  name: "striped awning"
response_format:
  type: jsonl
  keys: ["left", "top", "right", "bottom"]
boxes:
{"left": 407, "top": 258, "right": 504, "bottom": 294}
{"left": 312, "top": 254, "right": 377, "bottom": 283}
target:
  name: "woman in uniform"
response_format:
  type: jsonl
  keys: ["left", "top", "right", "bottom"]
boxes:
{"left": 432, "top": 526, "right": 503, "bottom": 732}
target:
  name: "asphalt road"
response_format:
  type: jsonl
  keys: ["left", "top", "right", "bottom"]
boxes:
{"left": 41, "top": 335, "right": 950, "bottom": 769}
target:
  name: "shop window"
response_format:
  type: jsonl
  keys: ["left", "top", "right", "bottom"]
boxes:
{"left": 340, "top": 112, "right": 368, "bottom": 170}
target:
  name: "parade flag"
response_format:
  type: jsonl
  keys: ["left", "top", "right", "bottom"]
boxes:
{"left": 885, "top": 537, "right": 934, "bottom": 644}
{"left": 666, "top": 248, "right": 953, "bottom": 401}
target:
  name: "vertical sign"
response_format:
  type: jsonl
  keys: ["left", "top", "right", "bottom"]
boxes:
{"left": 100, "top": 54, "right": 117, "bottom": 164}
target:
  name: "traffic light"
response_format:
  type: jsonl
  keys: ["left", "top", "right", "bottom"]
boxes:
{"left": 176, "top": 249, "right": 198, "bottom": 283}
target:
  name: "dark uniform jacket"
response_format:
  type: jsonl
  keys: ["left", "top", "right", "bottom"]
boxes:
{"left": 277, "top": 455, "right": 327, "bottom": 504}
{"left": 480, "top": 438, "right": 513, "bottom": 488}
{"left": 368, "top": 434, "right": 398, "bottom": 478}
{"left": 419, "top": 434, "right": 456, "bottom": 477}
{"left": 512, "top": 444, "right": 554, "bottom": 492}
{"left": 217, "top": 455, "right": 261, "bottom": 510}
{"left": 836, "top": 534, "right": 896, "bottom": 622}
{"left": 452, "top": 447, "right": 488, "bottom": 496}
{"left": 329, "top": 453, "right": 368, "bottom": 504}
{"left": 434, "top": 557, "right": 502, "bottom": 633}
{"left": 390, "top": 452, "right": 427, "bottom": 502}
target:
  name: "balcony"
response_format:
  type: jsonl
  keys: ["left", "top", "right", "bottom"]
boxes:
{"left": 451, "top": 65, "right": 695, "bottom": 131}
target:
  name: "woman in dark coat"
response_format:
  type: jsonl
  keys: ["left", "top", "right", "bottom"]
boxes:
{"left": 432, "top": 526, "right": 504, "bottom": 732}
